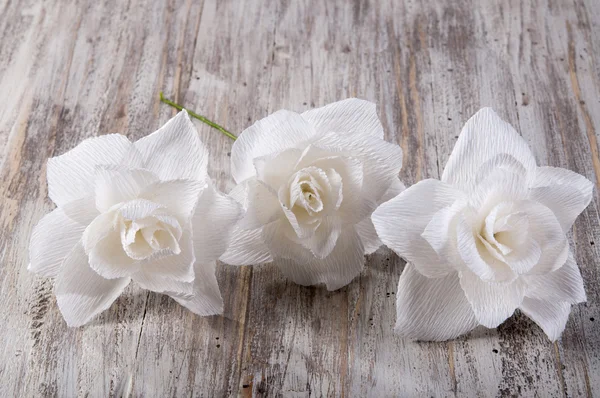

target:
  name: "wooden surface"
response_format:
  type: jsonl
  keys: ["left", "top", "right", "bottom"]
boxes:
{"left": 1, "top": 0, "right": 599, "bottom": 396}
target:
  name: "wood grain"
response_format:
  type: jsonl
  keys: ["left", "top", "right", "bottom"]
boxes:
{"left": 1, "top": 0, "right": 599, "bottom": 396}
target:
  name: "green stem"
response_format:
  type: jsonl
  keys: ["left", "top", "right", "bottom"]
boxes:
{"left": 159, "top": 92, "right": 237, "bottom": 141}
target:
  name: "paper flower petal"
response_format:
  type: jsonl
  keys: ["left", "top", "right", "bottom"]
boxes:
{"left": 47, "top": 134, "right": 133, "bottom": 206}
{"left": 140, "top": 229, "right": 195, "bottom": 282}
{"left": 441, "top": 108, "right": 537, "bottom": 195}
{"left": 355, "top": 217, "right": 382, "bottom": 255}
{"left": 142, "top": 179, "right": 205, "bottom": 223}
{"left": 314, "top": 132, "right": 403, "bottom": 202}
{"left": 301, "top": 98, "right": 384, "bottom": 139}
{"left": 219, "top": 226, "right": 273, "bottom": 265}
{"left": 372, "top": 179, "right": 462, "bottom": 278}
{"left": 56, "top": 243, "right": 130, "bottom": 327}
{"left": 88, "top": 230, "right": 140, "bottom": 278}
{"left": 171, "top": 261, "right": 224, "bottom": 316}
{"left": 269, "top": 226, "right": 365, "bottom": 291}
{"left": 132, "top": 270, "right": 194, "bottom": 297}
{"left": 524, "top": 252, "right": 586, "bottom": 304}
{"left": 95, "top": 168, "right": 158, "bottom": 212}
{"left": 459, "top": 268, "right": 525, "bottom": 328}
{"left": 395, "top": 264, "right": 479, "bottom": 341}
{"left": 519, "top": 298, "right": 571, "bottom": 341}
{"left": 530, "top": 166, "right": 594, "bottom": 231}
{"left": 232, "top": 110, "right": 317, "bottom": 183}
{"left": 133, "top": 111, "right": 208, "bottom": 182}
{"left": 29, "top": 207, "right": 87, "bottom": 278}
{"left": 192, "top": 182, "right": 243, "bottom": 264}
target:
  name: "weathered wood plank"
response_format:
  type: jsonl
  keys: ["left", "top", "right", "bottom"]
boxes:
{"left": 0, "top": 0, "right": 598, "bottom": 397}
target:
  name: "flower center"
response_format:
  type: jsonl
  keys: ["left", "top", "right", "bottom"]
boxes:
{"left": 476, "top": 202, "right": 529, "bottom": 266}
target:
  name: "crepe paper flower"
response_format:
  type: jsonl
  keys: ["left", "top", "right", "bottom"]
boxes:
{"left": 372, "top": 108, "right": 592, "bottom": 341}
{"left": 29, "top": 111, "right": 242, "bottom": 327}
{"left": 219, "top": 99, "right": 404, "bottom": 290}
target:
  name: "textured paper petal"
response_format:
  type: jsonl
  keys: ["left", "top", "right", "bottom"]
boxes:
{"left": 95, "top": 168, "right": 158, "bottom": 212}
{"left": 529, "top": 166, "right": 594, "bottom": 231}
{"left": 134, "top": 111, "right": 208, "bottom": 182}
{"left": 355, "top": 217, "right": 382, "bottom": 255}
{"left": 459, "top": 268, "right": 525, "bottom": 328}
{"left": 524, "top": 252, "right": 586, "bottom": 304}
{"left": 357, "top": 178, "right": 407, "bottom": 254}
{"left": 522, "top": 201, "right": 569, "bottom": 274}
{"left": 47, "top": 134, "right": 132, "bottom": 206}
{"left": 192, "top": 182, "right": 243, "bottom": 264}
{"left": 132, "top": 270, "right": 194, "bottom": 297}
{"left": 171, "top": 261, "right": 224, "bottom": 316}
{"left": 88, "top": 230, "right": 140, "bottom": 278}
{"left": 29, "top": 207, "right": 87, "bottom": 278}
{"left": 470, "top": 168, "right": 528, "bottom": 210}
{"left": 219, "top": 182, "right": 273, "bottom": 265}
{"left": 219, "top": 226, "right": 273, "bottom": 265}
{"left": 141, "top": 229, "right": 195, "bottom": 282}
{"left": 380, "top": 177, "right": 406, "bottom": 203}
{"left": 395, "top": 264, "right": 479, "bottom": 341}
{"left": 456, "top": 215, "right": 516, "bottom": 283}
{"left": 231, "top": 110, "right": 317, "bottom": 183}
{"left": 268, "top": 225, "right": 365, "bottom": 291}
{"left": 442, "top": 108, "right": 537, "bottom": 195}
{"left": 519, "top": 298, "right": 571, "bottom": 341}
{"left": 254, "top": 148, "right": 303, "bottom": 189}
{"left": 303, "top": 217, "right": 342, "bottom": 259}
{"left": 56, "top": 243, "right": 130, "bottom": 327}
{"left": 141, "top": 179, "right": 205, "bottom": 224}
{"left": 314, "top": 132, "right": 403, "bottom": 203}
{"left": 301, "top": 98, "right": 384, "bottom": 139}
{"left": 372, "top": 179, "right": 462, "bottom": 278}
{"left": 238, "top": 179, "right": 281, "bottom": 230}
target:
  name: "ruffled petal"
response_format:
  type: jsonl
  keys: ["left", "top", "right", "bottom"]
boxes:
{"left": 303, "top": 217, "right": 342, "bottom": 259}
{"left": 355, "top": 217, "right": 382, "bottom": 254}
{"left": 529, "top": 166, "right": 594, "bottom": 231}
{"left": 219, "top": 226, "right": 273, "bottom": 265}
{"left": 95, "top": 168, "right": 158, "bottom": 212}
{"left": 268, "top": 225, "right": 365, "bottom": 291}
{"left": 313, "top": 132, "right": 403, "bottom": 204}
{"left": 170, "top": 261, "right": 224, "bottom": 316}
{"left": 395, "top": 264, "right": 479, "bottom": 341}
{"left": 254, "top": 148, "right": 303, "bottom": 189}
{"left": 372, "top": 179, "right": 462, "bottom": 278}
{"left": 47, "top": 134, "right": 132, "bottom": 206}
{"left": 29, "top": 207, "right": 87, "bottom": 278}
{"left": 459, "top": 268, "right": 525, "bottom": 328}
{"left": 88, "top": 230, "right": 140, "bottom": 278}
{"left": 218, "top": 182, "right": 273, "bottom": 266}
{"left": 301, "top": 98, "right": 384, "bottom": 139}
{"left": 141, "top": 179, "right": 205, "bottom": 224}
{"left": 132, "top": 270, "right": 194, "bottom": 297}
{"left": 133, "top": 111, "right": 208, "bottom": 182}
{"left": 456, "top": 214, "right": 516, "bottom": 283}
{"left": 524, "top": 252, "right": 586, "bottom": 304}
{"left": 140, "top": 229, "right": 195, "bottom": 282}
{"left": 231, "top": 110, "right": 317, "bottom": 183}
{"left": 55, "top": 243, "right": 130, "bottom": 327}
{"left": 522, "top": 201, "right": 569, "bottom": 274}
{"left": 519, "top": 298, "right": 571, "bottom": 341}
{"left": 238, "top": 180, "right": 281, "bottom": 230}
{"left": 192, "top": 182, "right": 243, "bottom": 264}
{"left": 442, "top": 108, "right": 537, "bottom": 195}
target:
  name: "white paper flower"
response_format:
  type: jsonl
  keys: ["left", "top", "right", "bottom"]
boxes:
{"left": 220, "top": 99, "right": 404, "bottom": 290}
{"left": 29, "top": 111, "right": 242, "bottom": 327}
{"left": 372, "top": 108, "right": 593, "bottom": 341}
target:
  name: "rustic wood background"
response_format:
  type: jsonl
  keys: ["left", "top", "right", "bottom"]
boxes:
{"left": 1, "top": 0, "right": 599, "bottom": 396}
